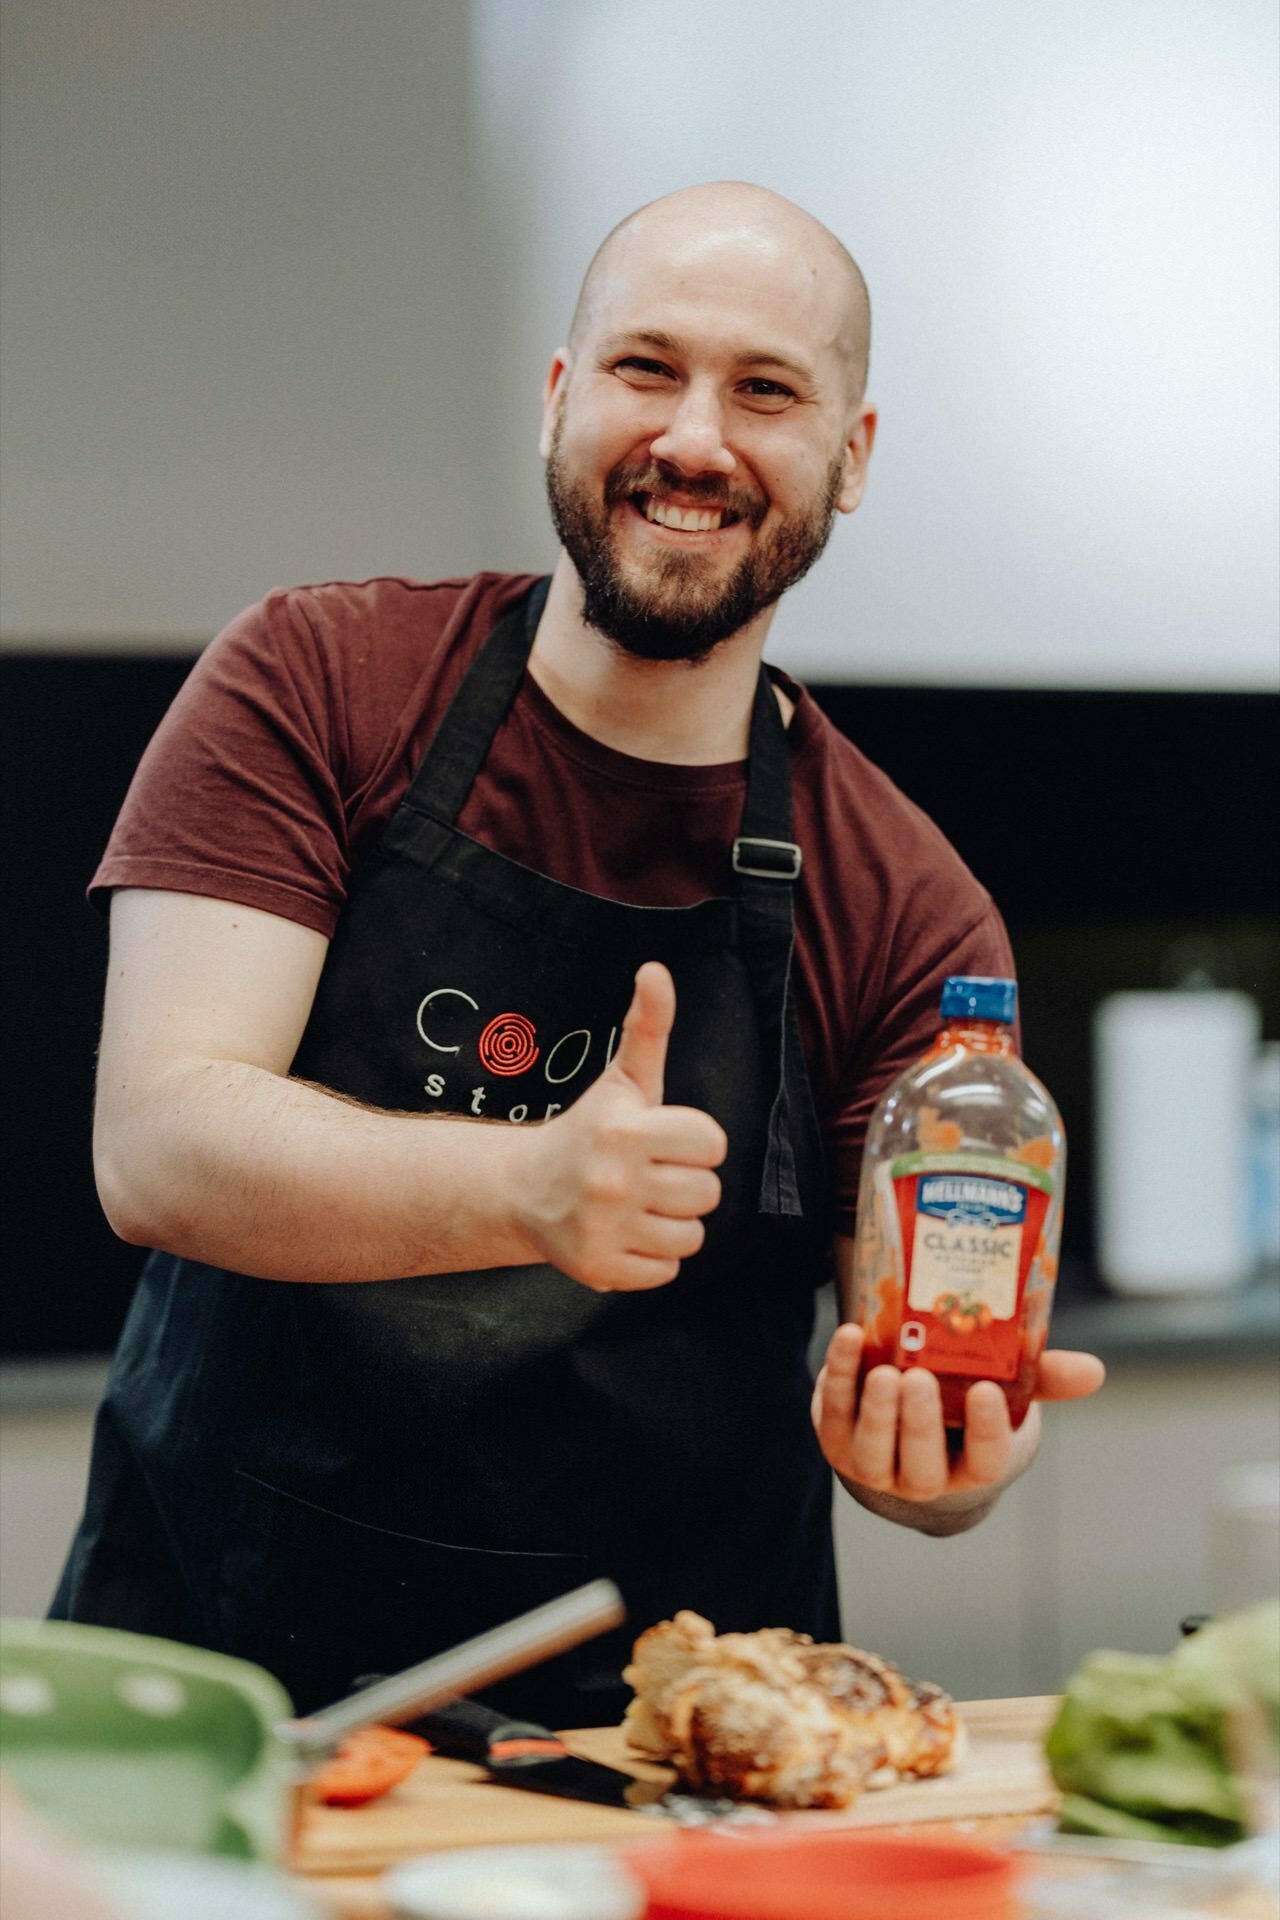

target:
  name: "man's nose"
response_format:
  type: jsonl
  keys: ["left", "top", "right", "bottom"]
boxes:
{"left": 649, "top": 385, "right": 736, "bottom": 478}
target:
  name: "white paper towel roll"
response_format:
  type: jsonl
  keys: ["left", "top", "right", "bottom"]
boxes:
{"left": 1209, "top": 1462, "right": 1280, "bottom": 1616}
{"left": 1094, "top": 990, "right": 1261, "bottom": 1293}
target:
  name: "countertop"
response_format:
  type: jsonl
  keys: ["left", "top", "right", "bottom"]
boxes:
{"left": 294, "top": 1699, "right": 1059, "bottom": 1916}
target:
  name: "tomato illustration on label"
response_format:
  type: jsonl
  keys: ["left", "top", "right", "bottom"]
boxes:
{"left": 931, "top": 1291, "right": 994, "bottom": 1335}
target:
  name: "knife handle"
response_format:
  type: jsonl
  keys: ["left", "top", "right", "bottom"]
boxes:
{"left": 352, "top": 1685, "right": 563, "bottom": 1761}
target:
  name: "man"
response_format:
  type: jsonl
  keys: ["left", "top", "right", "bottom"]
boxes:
{"left": 55, "top": 183, "right": 1102, "bottom": 1723}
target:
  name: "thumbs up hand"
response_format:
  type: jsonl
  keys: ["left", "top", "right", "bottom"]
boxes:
{"left": 521, "top": 962, "right": 728, "bottom": 1291}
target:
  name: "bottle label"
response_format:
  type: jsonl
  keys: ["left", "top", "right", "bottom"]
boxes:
{"left": 888, "top": 1154, "right": 1051, "bottom": 1381}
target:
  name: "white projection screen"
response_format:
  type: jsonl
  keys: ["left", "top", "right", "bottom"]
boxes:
{"left": 470, "top": 0, "right": 1279, "bottom": 689}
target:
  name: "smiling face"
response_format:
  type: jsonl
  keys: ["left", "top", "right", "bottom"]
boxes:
{"left": 541, "top": 185, "right": 875, "bottom": 663}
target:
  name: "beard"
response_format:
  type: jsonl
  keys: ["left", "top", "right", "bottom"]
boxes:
{"left": 544, "top": 419, "right": 845, "bottom": 664}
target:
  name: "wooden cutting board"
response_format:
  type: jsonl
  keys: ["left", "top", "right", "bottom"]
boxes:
{"left": 293, "top": 1694, "right": 1061, "bottom": 1879}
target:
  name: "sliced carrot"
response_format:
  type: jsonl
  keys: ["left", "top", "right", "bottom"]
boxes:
{"left": 312, "top": 1724, "right": 431, "bottom": 1807}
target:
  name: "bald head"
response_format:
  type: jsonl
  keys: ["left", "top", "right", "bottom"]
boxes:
{"left": 567, "top": 182, "right": 871, "bottom": 407}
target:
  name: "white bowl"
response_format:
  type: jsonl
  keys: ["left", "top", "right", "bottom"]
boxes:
{"left": 384, "top": 1843, "right": 644, "bottom": 1920}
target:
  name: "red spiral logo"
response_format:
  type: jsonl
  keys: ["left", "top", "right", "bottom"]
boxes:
{"left": 478, "top": 1012, "right": 539, "bottom": 1077}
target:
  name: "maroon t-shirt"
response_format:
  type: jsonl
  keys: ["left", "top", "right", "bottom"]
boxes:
{"left": 92, "top": 571, "right": 1015, "bottom": 1230}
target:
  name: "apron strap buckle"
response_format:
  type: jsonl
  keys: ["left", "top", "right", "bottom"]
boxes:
{"left": 732, "top": 836, "right": 803, "bottom": 882}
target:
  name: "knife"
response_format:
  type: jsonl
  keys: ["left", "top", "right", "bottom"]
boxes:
{"left": 365, "top": 1690, "right": 772, "bottom": 1825}
{"left": 409, "top": 1695, "right": 671, "bottom": 1811}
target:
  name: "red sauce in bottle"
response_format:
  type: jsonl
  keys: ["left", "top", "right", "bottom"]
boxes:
{"left": 850, "top": 979, "right": 1065, "bottom": 1429}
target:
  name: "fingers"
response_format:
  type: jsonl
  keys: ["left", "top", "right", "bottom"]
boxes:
{"left": 812, "top": 1322, "right": 862, "bottom": 1470}
{"left": 627, "top": 1211, "right": 706, "bottom": 1264}
{"left": 811, "top": 1330, "right": 1016, "bottom": 1500}
{"left": 610, "top": 961, "right": 675, "bottom": 1107}
{"left": 640, "top": 1103, "right": 729, "bottom": 1170}
{"left": 954, "top": 1381, "right": 1013, "bottom": 1488}
{"left": 1034, "top": 1349, "right": 1107, "bottom": 1401}
{"left": 643, "top": 1162, "right": 722, "bottom": 1219}
{"left": 574, "top": 1209, "right": 705, "bottom": 1292}
{"left": 812, "top": 1329, "right": 904, "bottom": 1489}
{"left": 842, "top": 1363, "right": 903, "bottom": 1492}
{"left": 894, "top": 1369, "right": 950, "bottom": 1500}
{"left": 579, "top": 1251, "right": 685, "bottom": 1293}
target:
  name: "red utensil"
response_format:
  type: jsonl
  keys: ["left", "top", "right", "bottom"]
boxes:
{"left": 624, "top": 1828, "right": 1019, "bottom": 1920}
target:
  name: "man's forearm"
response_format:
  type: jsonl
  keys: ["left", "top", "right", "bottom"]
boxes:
{"left": 95, "top": 1056, "right": 536, "bottom": 1283}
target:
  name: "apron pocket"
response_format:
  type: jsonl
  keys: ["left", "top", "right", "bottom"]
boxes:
{"left": 216, "top": 1471, "right": 593, "bottom": 1714}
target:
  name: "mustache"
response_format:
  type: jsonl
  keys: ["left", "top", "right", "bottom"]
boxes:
{"left": 604, "top": 463, "right": 767, "bottom": 528}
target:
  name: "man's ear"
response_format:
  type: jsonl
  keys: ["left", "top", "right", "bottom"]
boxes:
{"left": 836, "top": 404, "right": 878, "bottom": 514}
{"left": 538, "top": 349, "right": 572, "bottom": 460}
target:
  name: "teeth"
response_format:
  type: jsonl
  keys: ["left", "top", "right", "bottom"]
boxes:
{"left": 643, "top": 498, "right": 724, "bottom": 532}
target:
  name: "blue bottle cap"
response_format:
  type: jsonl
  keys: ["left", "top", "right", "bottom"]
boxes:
{"left": 940, "top": 976, "right": 1018, "bottom": 1025}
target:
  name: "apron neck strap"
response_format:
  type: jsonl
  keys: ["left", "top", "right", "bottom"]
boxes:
{"left": 404, "top": 578, "right": 551, "bottom": 824}
{"left": 733, "top": 665, "right": 801, "bottom": 885}
{"left": 730, "top": 672, "right": 821, "bottom": 1222}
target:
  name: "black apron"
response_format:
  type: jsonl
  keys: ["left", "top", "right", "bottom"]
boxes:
{"left": 54, "top": 580, "right": 838, "bottom": 1724}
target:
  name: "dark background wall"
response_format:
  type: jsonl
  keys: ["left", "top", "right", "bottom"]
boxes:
{"left": 3, "top": 652, "right": 1277, "bottom": 1357}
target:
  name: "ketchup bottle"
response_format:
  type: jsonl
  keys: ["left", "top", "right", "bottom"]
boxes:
{"left": 850, "top": 976, "right": 1065, "bottom": 1429}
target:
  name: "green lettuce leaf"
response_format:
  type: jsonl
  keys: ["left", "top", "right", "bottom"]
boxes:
{"left": 1045, "top": 1601, "right": 1280, "bottom": 1848}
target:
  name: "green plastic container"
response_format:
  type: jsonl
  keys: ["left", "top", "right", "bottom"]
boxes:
{"left": 0, "top": 1619, "right": 296, "bottom": 1861}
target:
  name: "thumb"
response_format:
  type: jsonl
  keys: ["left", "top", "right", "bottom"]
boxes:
{"left": 610, "top": 961, "right": 675, "bottom": 1106}
{"left": 1034, "top": 1350, "right": 1107, "bottom": 1402}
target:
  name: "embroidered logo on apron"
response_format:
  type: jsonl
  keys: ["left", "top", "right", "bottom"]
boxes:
{"left": 415, "top": 983, "right": 623, "bottom": 1118}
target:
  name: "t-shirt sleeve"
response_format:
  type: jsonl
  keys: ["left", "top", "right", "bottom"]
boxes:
{"left": 90, "top": 591, "right": 354, "bottom": 937}
{"left": 825, "top": 900, "right": 1018, "bottom": 1235}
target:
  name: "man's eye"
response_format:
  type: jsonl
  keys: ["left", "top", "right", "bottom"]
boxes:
{"left": 740, "top": 378, "right": 794, "bottom": 406}
{"left": 615, "top": 357, "right": 673, "bottom": 380}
